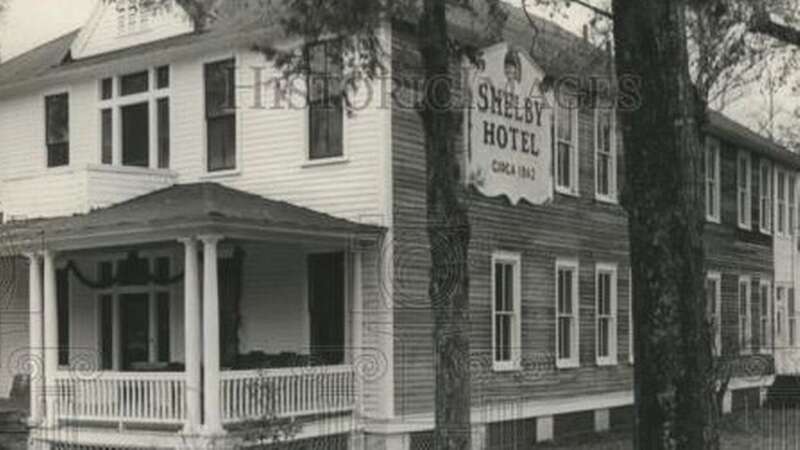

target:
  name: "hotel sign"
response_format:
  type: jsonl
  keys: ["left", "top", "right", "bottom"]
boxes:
{"left": 466, "top": 43, "right": 553, "bottom": 205}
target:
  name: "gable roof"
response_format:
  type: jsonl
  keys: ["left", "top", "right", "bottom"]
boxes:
{"left": 0, "top": 29, "right": 79, "bottom": 87}
{"left": 706, "top": 110, "right": 800, "bottom": 169}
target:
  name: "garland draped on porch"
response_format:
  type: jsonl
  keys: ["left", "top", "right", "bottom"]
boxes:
{"left": 64, "top": 253, "right": 184, "bottom": 290}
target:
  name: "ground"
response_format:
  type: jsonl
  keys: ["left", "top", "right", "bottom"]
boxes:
{"left": 539, "top": 407, "right": 800, "bottom": 449}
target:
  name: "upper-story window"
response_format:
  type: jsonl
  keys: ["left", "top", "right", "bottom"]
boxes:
{"left": 492, "top": 252, "right": 521, "bottom": 371}
{"left": 595, "top": 108, "right": 616, "bottom": 202}
{"left": 555, "top": 102, "right": 579, "bottom": 196}
{"left": 778, "top": 169, "right": 787, "bottom": 235}
{"left": 596, "top": 263, "right": 618, "bottom": 366}
{"left": 760, "top": 160, "right": 773, "bottom": 234}
{"left": 307, "top": 41, "right": 344, "bottom": 160}
{"left": 45, "top": 93, "right": 69, "bottom": 167}
{"left": 98, "top": 67, "right": 170, "bottom": 169}
{"left": 737, "top": 151, "right": 752, "bottom": 230}
{"left": 760, "top": 279, "right": 772, "bottom": 352}
{"left": 205, "top": 59, "right": 237, "bottom": 172}
{"left": 705, "top": 137, "right": 721, "bottom": 223}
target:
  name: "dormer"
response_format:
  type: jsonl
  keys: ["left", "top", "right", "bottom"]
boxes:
{"left": 70, "top": 0, "right": 195, "bottom": 59}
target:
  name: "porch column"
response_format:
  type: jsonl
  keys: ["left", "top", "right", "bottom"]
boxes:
{"left": 180, "top": 238, "right": 202, "bottom": 434}
{"left": 200, "top": 235, "right": 224, "bottom": 436}
{"left": 148, "top": 295, "right": 158, "bottom": 364}
{"left": 42, "top": 250, "right": 58, "bottom": 428}
{"left": 112, "top": 298, "right": 121, "bottom": 371}
{"left": 26, "top": 253, "right": 44, "bottom": 426}
{"left": 350, "top": 250, "right": 364, "bottom": 418}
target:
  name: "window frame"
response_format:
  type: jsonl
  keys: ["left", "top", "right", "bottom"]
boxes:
{"left": 789, "top": 173, "right": 797, "bottom": 236}
{"left": 306, "top": 40, "right": 345, "bottom": 162}
{"left": 594, "top": 107, "right": 617, "bottom": 203}
{"left": 203, "top": 57, "right": 238, "bottom": 174}
{"left": 97, "top": 67, "right": 171, "bottom": 169}
{"left": 45, "top": 91, "right": 70, "bottom": 168}
{"left": 760, "top": 160, "right": 773, "bottom": 235}
{"left": 629, "top": 269, "right": 634, "bottom": 364}
{"left": 706, "top": 271, "right": 722, "bottom": 356}
{"left": 760, "top": 279, "right": 772, "bottom": 353}
{"left": 790, "top": 288, "right": 797, "bottom": 348}
{"left": 595, "top": 263, "right": 618, "bottom": 366}
{"left": 777, "top": 169, "right": 787, "bottom": 236}
{"left": 738, "top": 275, "right": 752, "bottom": 355}
{"left": 555, "top": 258, "right": 580, "bottom": 369}
{"left": 737, "top": 151, "right": 752, "bottom": 230}
{"left": 705, "top": 137, "right": 721, "bottom": 223}
{"left": 491, "top": 251, "right": 522, "bottom": 372}
{"left": 554, "top": 100, "right": 580, "bottom": 196}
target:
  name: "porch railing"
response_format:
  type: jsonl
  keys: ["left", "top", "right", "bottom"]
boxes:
{"left": 220, "top": 365, "right": 355, "bottom": 423}
{"left": 54, "top": 371, "right": 186, "bottom": 425}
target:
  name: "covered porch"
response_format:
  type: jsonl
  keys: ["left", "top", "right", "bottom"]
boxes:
{"left": 8, "top": 183, "right": 382, "bottom": 438}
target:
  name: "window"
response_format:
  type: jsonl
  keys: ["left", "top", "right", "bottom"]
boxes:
{"left": 760, "top": 280, "right": 772, "bottom": 352}
{"left": 556, "top": 259, "right": 580, "bottom": 368}
{"left": 629, "top": 269, "right": 634, "bottom": 364}
{"left": 156, "top": 66, "right": 170, "bottom": 89}
{"left": 99, "top": 67, "right": 170, "bottom": 168}
{"left": 45, "top": 93, "right": 69, "bottom": 167}
{"left": 492, "top": 252, "right": 521, "bottom": 371}
{"left": 595, "top": 108, "right": 616, "bottom": 201}
{"left": 706, "top": 272, "right": 722, "bottom": 356}
{"left": 101, "top": 108, "right": 113, "bottom": 165}
{"left": 790, "top": 175, "right": 797, "bottom": 235}
{"left": 555, "top": 102, "right": 578, "bottom": 195}
{"left": 307, "top": 41, "right": 344, "bottom": 160}
{"left": 205, "top": 58, "right": 236, "bottom": 172}
{"left": 705, "top": 138, "right": 721, "bottom": 222}
{"left": 121, "top": 102, "right": 149, "bottom": 167}
{"left": 737, "top": 151, "right": 752, "bottom": 229}
{"left": 120, "top": 71, "right": 149, "bottom": 96}
{"left": 790, "top": 288, "right": 797, "bottom": 347}
{"left": 101, "top": 78, "right": 113, "bottom": 100}
{"left": 760, "top": 160, "right": 772, "bottom": 234}
{"left": 739, "top": 276, "right": 752, "bottom": 354}
{"left": 157, "top": 98, "right": 170, "bottom": 169}
{"left": 778, "top": 170, "right": 787, "bottom": 235}
{"left": 596, "top": 263, "right": 618, "bottom": 365}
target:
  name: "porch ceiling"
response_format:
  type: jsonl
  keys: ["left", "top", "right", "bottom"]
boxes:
{"left": 0, "top": 183, "right": 384, "bottom": 252}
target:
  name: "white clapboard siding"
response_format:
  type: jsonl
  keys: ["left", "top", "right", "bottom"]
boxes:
{"left": 71, "top": 0, "right": 194, "bottom": 60}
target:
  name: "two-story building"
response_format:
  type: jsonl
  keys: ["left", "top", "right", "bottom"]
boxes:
{"left": 0, "top": 1, "right": 797, "bottom": 449}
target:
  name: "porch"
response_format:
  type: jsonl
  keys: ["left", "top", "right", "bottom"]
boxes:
{"left": 7, "top": 183, "right": 382, "bottom": 441}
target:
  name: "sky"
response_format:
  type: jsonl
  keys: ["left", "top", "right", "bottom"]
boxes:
{"left": 0, "top": 0, "right": 793, "bottom": 137}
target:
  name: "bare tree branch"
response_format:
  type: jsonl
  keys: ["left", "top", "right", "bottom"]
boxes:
{"left": 750, "top": 11, "right": 800, "bottom": 46}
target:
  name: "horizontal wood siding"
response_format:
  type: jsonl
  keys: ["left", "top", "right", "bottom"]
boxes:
{"left": 391, "top": 28, "right": 633, "bottom": 418}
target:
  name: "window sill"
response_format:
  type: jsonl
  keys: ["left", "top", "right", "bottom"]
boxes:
{"left": 200, "top": 168, "right": 242, "bottom": 180}
{"left": 596, "top": 358, "right": 618, "bottom": 367}
{"left": 493, "top": 361, "right": 521, "bottom": 372}
{"left": 737, "top": 222, "right": 752, "bottom": 232}
{"left": 595, "top": 194, "right": 618, "bottom": 205}
{"left": 555, "top": 186, "right": 579, "bottom": 198}
{"left": 706, "top": 216, "right": 721, "bottom": 225}
{"left": 302, "top": 156, "right": 349, "bottom": 169}
{"left": 556, "top": 359, "right": 580, "bottom": 370}
{"left": 759, "top": 228, "right": 773, "bottom": 236}
{"left": 87, "top": 164, "right": 177, "bottom": 177}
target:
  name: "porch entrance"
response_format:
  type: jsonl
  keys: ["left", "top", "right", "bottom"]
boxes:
{"left": 120, "top": 293, "right": 149, "bottom": 371}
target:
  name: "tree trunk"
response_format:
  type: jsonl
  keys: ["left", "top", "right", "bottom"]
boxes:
{"left": 418, "top": 1, "right": 473, "bottom": 449}
{"left": 611, "top": 1, "right": 719, "bottom": 449}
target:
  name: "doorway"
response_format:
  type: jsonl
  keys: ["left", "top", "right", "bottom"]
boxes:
{"left": 120, "top": 293, "right": 150, "bottom": 371}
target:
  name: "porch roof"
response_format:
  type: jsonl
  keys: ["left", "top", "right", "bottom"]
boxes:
{"left": 1, "top": 183, "right": 384, "bottom": 252}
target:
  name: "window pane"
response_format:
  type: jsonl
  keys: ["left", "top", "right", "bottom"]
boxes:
{"left": 598, "top": 318, "right": 609, "bottom": 357}
{"left": 101, "top": 78, "right": 113, "bottom": 100}
{"left": 308, "top": 41, "right": 344, "bottom": 160}
{"left": 557, "top": 105, "right": 572, "bottom": 141}
{"left": 207, "top": 115, "right": 236, "bottom": 172}
{"left": 121, "top": 102, "right": 150, "bottom": 167}
{"left": 101, "top": 108, "right": 113, "bottom": 165}
{"left": 205, "top": 59, "right": 235, "bottom": 117}
{"left": 504, "top": 264, "right": 514, "bottom": 313}
{"left": 156, "top": 65, "right": 170, "bottom": 89}
{"left": 157, "top": 98, "right": 170, "bottom": 168}
{"left": 558, "top": 317, "right": 571, "bottom": 359}
{"left": 598, "top": 153, "right": 610, "bottom": 196}
{"left": 120, "top": 71, "right": 149, "bottom": 96}
{"left": 46, "top": 93, "right": 69, "bottom": 167}
{"left": 495, "top": 263, "right": 504, "bottom": 312}
{"left": 557, "top": 142, "right": 571, "bottom": 188}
